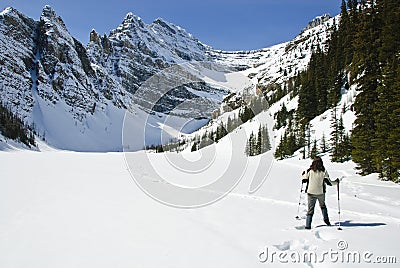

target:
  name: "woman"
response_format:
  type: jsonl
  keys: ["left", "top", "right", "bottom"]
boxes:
{"left": 302, "top": 156, "right": 339, "bottom": 229}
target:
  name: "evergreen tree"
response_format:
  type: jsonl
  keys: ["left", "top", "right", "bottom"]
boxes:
{"left": 343, "top": 133, "right": 352, "bottom": 162}
{"left": 306, "top": 123, "right": 312, "bottom": 158}
{"left": 297, "top": 58, "right": 318, "bottom": 122}
{"left": 257, "top": 126, "right": 262, "bottom": 155}
{"left": 274, "top": 135, "right": 285, "bottom": 160}
{"left": 245, "top": 138, "right": 250, "bottom": 156}
{"left": 227, "top": 116, "right": 234, "bottom": 132}
{"left": 320, "top": 133, "right": 328, "bottom": 153}
{"left": 191, "top": 142, "right": 198, "bottom": 152}
{"left": 261, "top": 125, "right": 271, "bottom": 153}
{"left": 335, "top": 116, "right": 348, "bottom": 162}
{"left": 330, "top": 108, "right": 340, "bottom": 161}
{"left": 249, "top": 132, "right": 256, "bottom": 156}
{"left": 310, "top": 139, "right": 318, "bottom": 159}
{"left": 351, "top": 0, "right": 380, "bottom": 174}
{"left": 339, "top": 0, "right": 353, "bottom": 66}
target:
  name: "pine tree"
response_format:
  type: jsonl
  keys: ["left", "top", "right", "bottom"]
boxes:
{"left": 310, "top": 139, "right": 318, "bottom": 159}
{"left": 247, "top": 132, "right": 253, "bottom": 156}
{"left": 351, "top": 0, "right": 380, "bottom": 174}
{"left": 245, "top": 138, "right": 250, "bottom": 156}
{"left": 274, "top": 135, "right": 285, "bottom": 160}
{"left": 297, "top": 58, "right": 318, "bottom": 122}
{"left": 336, "top": 116, "right": 348, "bottom": 162}
{"left": 315, "top": 55, "right": 329, "bottom": 114}
{"left": 339, "top": 0, "right": 353, "bottom": 66}
{"left": 191, "top": 142, "right": 198, "bottom": 152}
{"left": 343, "top": 133, "right": 352, "bottom": 162}
{"left": 257, "top": 126, "right": 262, "bottom": 155}
{"left": 306, "top": 123, "right": 312, "bottom": 158}
{"left": 295, "top": 118, "right": 306, "bottom": 160}
{"left": 261, "top": 125, "right": 271, "bottom": 153}
{"left": 320, "top": 133, "right": 328, "bottom": 153}
{"left": 330, "top": 108, "right": 340, "bottom": 161}
{"left": 227, "top": 116, "right": 234, "bottom": 132}
{"left": 287, "top": 128, "right": 298, "bottom": 157}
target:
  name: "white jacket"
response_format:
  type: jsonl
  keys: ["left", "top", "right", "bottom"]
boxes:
{"left": 302, "top": 169, "right": 337, "bottom": 195}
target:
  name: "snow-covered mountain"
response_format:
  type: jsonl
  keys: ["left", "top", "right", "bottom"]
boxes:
{"left": 0, "top": 5, "right": 335, "bottom": 151}
{"left": 0, "top": 6, "right": 225, "bottom": 151}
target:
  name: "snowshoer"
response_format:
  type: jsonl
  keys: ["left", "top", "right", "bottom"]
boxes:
{"left": 301, "top": 156, "right": 339, "bottom": 229}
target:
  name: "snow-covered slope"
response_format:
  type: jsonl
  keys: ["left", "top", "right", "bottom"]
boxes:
{"left": 213, "top": 14, "right": 335, "bottom": 88}
{"left": 0, "top": 145, "right": 399, "bottom": 267}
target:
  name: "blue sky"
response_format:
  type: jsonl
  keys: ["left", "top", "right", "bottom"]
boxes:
{"left": 1, "top": 0, "right": 341, "bottom": 51}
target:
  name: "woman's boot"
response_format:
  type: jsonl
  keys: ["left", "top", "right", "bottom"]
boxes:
{"left": 321, "top": 207, "right": 331, "bottom": 226}
{"left": 305, "top": 215, "right": 313, "bottom": 229}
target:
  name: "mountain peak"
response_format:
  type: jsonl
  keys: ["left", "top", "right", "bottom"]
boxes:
{"left": 124, "top": 12, "right": 136, "bottom": 20}
{"left": 303, "top": 14, "right": 332, "bottom": 32}
{"left": 153, "top": 17, "right": 169, "bottom": 25}
{"left": 0, "top": 6, "right": 26, "bottom": 19}
{"left": 41, "top": 5, "right": 57, "bottom": 19}
{"left": 0, "top": 7, "right": 14, "bottom": 16}
{"left": 90, "top": 28, "right": 101, "bottom": 44}
{"left": 40, "top": 5, "right": 69, "bottom": 35}
{"left": 122, "top": 12, "right": 145, "bottom": 28}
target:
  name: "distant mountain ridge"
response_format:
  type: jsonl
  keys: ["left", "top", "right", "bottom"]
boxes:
{"left": 0, "top": 5, "right": 335, "bottom": 151}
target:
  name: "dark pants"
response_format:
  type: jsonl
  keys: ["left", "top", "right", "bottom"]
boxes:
{"left": 307, "top": 194, "right": 326, "bottom": 216}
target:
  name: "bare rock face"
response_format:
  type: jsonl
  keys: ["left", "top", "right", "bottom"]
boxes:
{"left": 0, "top": 7, "right": 37, "bottom": 117}
{"left": 35, "top": 6, "right": 100, "bottom": 116}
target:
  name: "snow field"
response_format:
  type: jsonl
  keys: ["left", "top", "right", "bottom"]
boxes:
{"left": 0, "top": 149, "right": 399, "bottom": 268}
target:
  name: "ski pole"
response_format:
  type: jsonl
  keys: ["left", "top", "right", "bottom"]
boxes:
{"left": 337, "top": 180, "right": 342, "bottom": 230}
{"left": 295, "top": 181, "right": 305, "bottom": 220}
